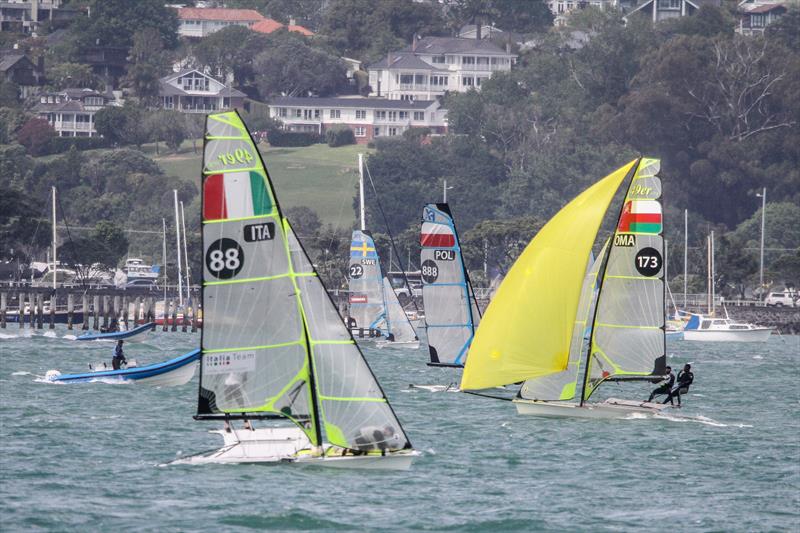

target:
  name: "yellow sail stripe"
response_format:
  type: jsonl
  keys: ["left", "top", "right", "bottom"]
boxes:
{"left": 204, "top": 339, "right": 303, "bottom": 354}
{"left": 318, "top": 395, "right": 387, "bottom": 403}
{"left": 204, "top": 272, "right": 315, "bottom": 286}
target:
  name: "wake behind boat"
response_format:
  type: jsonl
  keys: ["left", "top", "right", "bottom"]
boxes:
{"left": 45, "top": 349, "right": 200, "bottom": 386}
{"left": 76, "top": 322, "right": 155, "bottom": 342}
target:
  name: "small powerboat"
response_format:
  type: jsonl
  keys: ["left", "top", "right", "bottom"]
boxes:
{"left": 76, "top": 322, "right": 155, "bottom": 342}
{"left": 682, "top": 313, "right": 772, "bottom": 342}
{"left": 45, "top": 349, "right": 200, "bottom": 386}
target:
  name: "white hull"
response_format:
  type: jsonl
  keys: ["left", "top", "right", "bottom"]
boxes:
{"left": 375, "top": 340, "right": 420, "bottom": 350}
{"left": 173, "top": 427, "right": 419, "bottom": 470}
{"left": 136, "top": 361, "right": 197, "bottom": 386}
{"left": 514, "top": 398, "right": 669, "bottom": 419}
{"left": 683, "top": 328, "right": 771, "bottom": 342}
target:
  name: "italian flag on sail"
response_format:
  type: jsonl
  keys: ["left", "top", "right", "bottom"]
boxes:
{"left": 203, "top": 171, "right": 272, "bottom": 221}
{"left": 618, "top": 200, "right": 662, "bottom": 234}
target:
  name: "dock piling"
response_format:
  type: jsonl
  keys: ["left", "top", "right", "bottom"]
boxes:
{"left": 67, "top": 293, "right": 74, "bottom": 330}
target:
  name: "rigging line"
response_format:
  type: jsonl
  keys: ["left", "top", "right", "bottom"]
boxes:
{"left": 462, "top": 390, "right": 513, "bottom": 402}
{"left": 55, "top": 190, "right": 86, "bottom": 287}
{"left": 362, "top": 159, "right": 421, "bottom": 314}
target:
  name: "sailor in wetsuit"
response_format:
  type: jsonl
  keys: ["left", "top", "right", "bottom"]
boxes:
{"left": 663, "top": 364, "right": 694, "bottom": 407}
{"left": 353, "top": 425, "right": 402, "bottom": 453}
{"left": 111, "top": 340, "right": 127, "bottom": 370}
{"left": 647, "top": 366, "right": 675, "bottom": 402}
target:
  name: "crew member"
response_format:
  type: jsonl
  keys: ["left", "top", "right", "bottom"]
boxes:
{"left": 647, "top": 366, "right": 675, "bottom": 402}
{"left": 663, "top": 363, "right": 694, "bottom": 407}
{"left": 353, "top": 425, "right": 403, "bottom": 453}
{"left": 112, "top": 340, "right": 127, "bottom": 370}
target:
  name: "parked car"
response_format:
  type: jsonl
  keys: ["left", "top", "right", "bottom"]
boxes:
{"left": 765, "top": 291, "right": 797, "bottom": 307}
{"left": 124, "top": 278, "right": 160, "bottom": 291}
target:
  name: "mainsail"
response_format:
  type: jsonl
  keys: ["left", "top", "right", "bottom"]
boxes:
{"left": 197, "top": 110, "right": 410, "bottom": 453}
{"left": 420, "top": 203, "right": 481, "bottom": 366}
{"left": 347, "top": 230, "right": 387, "bottom": 336}
{"left": 582, "top": 158, "right": 666, "bottom": 400}
{"left": 460, "top": 160, "right": 638, "bottom": 391}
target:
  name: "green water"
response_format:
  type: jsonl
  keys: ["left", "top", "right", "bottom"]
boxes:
{"left": 1, "top": 327, "right": 798, "bottom": 532}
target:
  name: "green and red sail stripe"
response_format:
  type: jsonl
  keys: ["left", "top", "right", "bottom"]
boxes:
{"left": 203, "top": 171, "right": 272, "bottom": 221}
{"left": 618, "top": 200, "right": 662, "bottom": 234}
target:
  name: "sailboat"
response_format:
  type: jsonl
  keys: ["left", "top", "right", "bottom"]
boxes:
{"left": 346, "top": 154, "right": 419, "bottom": 348}
{"left": 419, "top": 203, "right": 481, "bottom": 367}
{"left": 460, "top": 157, "right": 672, "bottom": 418}
{"left": 176, "top": 110, "right": 418, "bottom": 468}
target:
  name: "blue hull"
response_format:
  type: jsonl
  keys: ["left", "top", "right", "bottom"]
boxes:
{"left": 51, "top": 349, "right": 200, "bottom": 383}
{"left": 76, "top": 322, "right": 155, "bottom": 341}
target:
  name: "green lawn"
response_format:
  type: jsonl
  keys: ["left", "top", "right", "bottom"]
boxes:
{"left": 155, "top": 143, "right": 372, "bottom": 230}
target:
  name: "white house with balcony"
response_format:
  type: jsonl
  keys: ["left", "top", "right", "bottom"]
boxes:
{"left": 737, "top": 0, "right": 789, "bottom": 35}
{"left": 268, "top": 97, "right": 448, "bottom": 144}
{"left": 158, "top": 69, "right": 245, "bottom": 113}
{"left": 33, "top": 88, "right": 117, "bottom": 137}
{"left": 174, "top": 7, "right": 264, "bottom": 38}
{"left": 367, "top": 37, "right": 517, "bottom": 101}
{"left": 625, "top": 0, "right": 721, "bottom": 23}
{"left": 548, "top": 0, "right": 618, "bottom": 26}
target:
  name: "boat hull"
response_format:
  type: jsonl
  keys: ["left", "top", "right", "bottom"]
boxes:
{"left": 175, "top": 427, "right": 419, "bottom": 470}
{"left": 47, "top": 349, "right": 200, "bottom": 385}
{"left": 513, "top": 398, "right": 669, "bottom": 419}
{"left": 682, "top": 328, "right": 772, "bottom": 342}
{"left": 76, "top": 322, "right": 156, "bottom": 342}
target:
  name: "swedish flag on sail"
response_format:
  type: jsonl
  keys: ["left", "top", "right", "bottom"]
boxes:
{"left": 350, "top": 238, "right": 377, "bottom": 258}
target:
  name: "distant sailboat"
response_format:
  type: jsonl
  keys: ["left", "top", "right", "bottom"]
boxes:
{"left": 419, "top": 203, "right": 481, "bottom": 367}
{"left": 177, "top": 111, "right": 418, "bottom": 468}
{"left": 461, "top": 158, "right": 673, "bottom": 418}
{"left": 346, "top": 155, "right": 418, "bottom": 348}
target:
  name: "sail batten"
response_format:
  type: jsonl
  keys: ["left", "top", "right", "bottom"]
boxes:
{"left": 420, "top": 203, "right": 480, "bottom": 366}
{"left": 460, "top": 161, "right": 637, "bottom": 391}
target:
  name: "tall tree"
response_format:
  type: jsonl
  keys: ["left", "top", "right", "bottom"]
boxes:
{"left": 69, "top": 0, "right": 179, "bottom": 51}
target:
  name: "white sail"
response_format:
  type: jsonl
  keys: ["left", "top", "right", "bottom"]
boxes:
{"left": 584, "top": 158, "right": 667, "bottom": 399}
{"left": 420, "top": 203, "right": 480, "bottom": 366}
{"left": 347, "top": 230, "right": 387, "bottom": 337}
{"left": 382, "top": 277, "right": 418, "bottom": 344}
{"left": 197, "top": 110, "right": 412, "bottom": 454}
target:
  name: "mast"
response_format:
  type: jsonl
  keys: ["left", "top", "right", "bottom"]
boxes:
{"left": 683, "top": 209, "right": 687, "bottom": 310}
{"left": 162, "top": 218, "right": 167, "bottom": 312}
{"left": 358, "top": 153, "right": 365, "bottom": 231}
{"left": 711, "top": 230, "right": 715, "bottom": 316}
{"left": 173, "top": 190, "right": 183, "bottom": 307}
{"left": 707, "top": 234, "right": 712, "bottom": 314}
{"left": 51, "top": 186, "right": 57, "bottom": 291}
{"left": 180, "top": 200, "right": 191, "bottom": 305}
{"left": 579, "top": 159, "right": 641, "bottom": 406}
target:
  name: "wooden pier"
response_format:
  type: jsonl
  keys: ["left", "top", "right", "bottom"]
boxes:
{"left": 0, "top": 284, "right": 201, "bottom": 332}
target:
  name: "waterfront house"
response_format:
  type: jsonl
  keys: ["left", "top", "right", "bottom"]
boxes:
{"left": 367, "top": 36, "right": 516, "bottom": 101}
{"left": 0, "top": 51, "right": 44, "bottom": 98}
{"left": 737, "top": 0, "right": 788, "bottom": 35}
{"left": 624, "top": 0, "right": 722, "bottom": 23}
{"left": 175, "top": 7, "right": 264, "bottom": 38}
{"left": 268, "top": 96, "right": 448, "bottom": 143}
{"left": 157, "top": 69, "right": 245, "bottom": 113}
{"left": 33, "top": 88, "right": 117, "bottom": 137}
{"left": 251, "top": 16, "right": 314, "bottom": 36}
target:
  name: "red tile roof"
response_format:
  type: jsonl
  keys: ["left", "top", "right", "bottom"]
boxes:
{"left": 176, "top": 8, "right": 264, "bottom": 22}
{"left": 251, "top": 18, "right": 315, "bottom": 36}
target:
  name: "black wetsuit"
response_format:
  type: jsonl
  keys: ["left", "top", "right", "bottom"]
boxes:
{"left": 648, "top": 372, "right": 675, "bottom": 401}
{"left": 112, "top": 345, "right": 127, "bottom": 370}
{"left": 663, "top": 370, "right": 694, "bottom": 406}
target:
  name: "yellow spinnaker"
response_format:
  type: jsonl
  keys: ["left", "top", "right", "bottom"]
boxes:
{"left": 460, "top": 160, "right": 639, "bottom": 391}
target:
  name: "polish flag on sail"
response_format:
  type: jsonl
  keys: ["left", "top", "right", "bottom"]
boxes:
{"left": 618, "top": 200, "right": 662, "bottom": 234}
{"left": 420, "top": 223, "right": 455, "bottom": 247}
{"left": 204, "top": 171, "right": 272, "bottom": 221}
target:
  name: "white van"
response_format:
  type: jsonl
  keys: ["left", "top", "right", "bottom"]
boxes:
{"left": 765, "top": 291, "right": 797, "bottom": 307}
